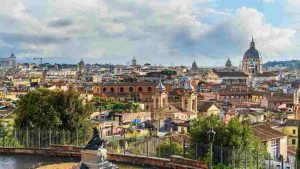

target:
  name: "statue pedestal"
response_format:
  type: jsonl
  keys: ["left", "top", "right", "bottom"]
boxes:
{"left": 80, "top": 150, "right": 117, "bottom": 169}
{"left": 81, "top": 150, "right": 98, "bottom": 167}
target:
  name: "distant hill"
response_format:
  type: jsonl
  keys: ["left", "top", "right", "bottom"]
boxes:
{"left": 264, "top": 60, "right": 300, "bottom": 70}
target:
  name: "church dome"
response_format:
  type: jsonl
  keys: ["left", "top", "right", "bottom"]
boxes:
{"left": 78, "top": 59, "right": 84, "bottom": 65}
{"left": 156, "top": 79, "right": 165, "bottom": 92}
{"left": 10, "top": 52, "right": 16, "bottom": 58}
{"left": 225, "top": 58, "right": 232, "bottom": 67}
{"left": 184, "top": 82, "right": 194, "bottom": 91}
{"left": 243, "top": 38, "right": 260, "bottom": 59}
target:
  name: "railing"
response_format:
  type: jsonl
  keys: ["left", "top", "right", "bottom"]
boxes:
{"left": 0, "top": 128, "right": 89, "bottom": 148}
{"left": 0, "top": 128, "right": 297, "bottom": 169}
{"left": 106, "top": 136, "right": 297, "bottom": 169}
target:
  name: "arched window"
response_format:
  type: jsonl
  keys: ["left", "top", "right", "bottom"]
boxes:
{"left": 184, "top": 100, "right": 188, "bottom": 109}
{"left": 147, "top": 87, "right": 152, "bottom": 92}
{"left": 146, "top": 105, "right": 149, "bottom": 110}
{"left": 138, "top": 87, "right": 143, "bottom": 92}
{"left": 192, "top": 99, "right": 195, "bottom": 111}
{"left": 103, "top": 87, "right": 107, "bottom": 92}
{"left": 110, "top": 87, "right": 115, "bottom": 93}
{"left": 120, "top": 87, "right": 124, "bottom": 92}
{"left": 129, "top": 87, "right": 133, "bottom": 92}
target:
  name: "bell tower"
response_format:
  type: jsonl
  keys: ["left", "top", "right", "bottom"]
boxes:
{"left": 152, "top": 80, "right": 168, "bottom": 110}
{"left": 181, "top": 81, "right": 197, "bottom": 112}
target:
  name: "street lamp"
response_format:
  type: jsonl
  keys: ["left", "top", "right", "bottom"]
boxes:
{"left": 207, "top": 127, "right": 216, "bottom": 169}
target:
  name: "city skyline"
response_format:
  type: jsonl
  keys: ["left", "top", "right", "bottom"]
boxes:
{"left": 0, "top": 0, "right": 300, "bottom": 66}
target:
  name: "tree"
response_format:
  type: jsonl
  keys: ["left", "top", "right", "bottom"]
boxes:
{"left": 157, "top": 139, "right": 183, "bottom": 158}
{"left": 189, "top": 116, "right": 266, "bottom": 167}
{"left": 91, "top": 97, "right": 140, "bottom": 114}
{"left": 161, "top": 69, "right": 177, "bottom": 78}
{"left": 14, "top": 88, "right": 92, "bottom": 131}
{"left": 0, "top": 120, "right": 21, "bottom": 147}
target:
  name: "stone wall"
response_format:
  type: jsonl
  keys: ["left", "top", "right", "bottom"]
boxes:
{"left": 107, "top": 153, "right": 207, "bottom": 169}
{"left": 0, "top": 145, "right": 82, "bottom": 157}
{"left": 0, "top": 147, "right": 207, "bottom": 169}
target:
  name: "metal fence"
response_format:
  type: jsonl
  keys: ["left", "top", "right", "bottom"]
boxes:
{"left": 0, "top": 127, "right": 297, "bottom": 169}
{"left": 0, "top": 128, "right": 89, "bottom": 148}
{"left": 105, "top": 136, "right": 297, "bottom": 169}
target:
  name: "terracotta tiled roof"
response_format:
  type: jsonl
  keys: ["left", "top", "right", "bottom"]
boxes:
{"left": 252, "top": 123, "right": 286, "bottom": 141}
{"left": 170, "top": 102, "right": 183, "bottom": 111}
{"left": 213, "top": 70, "right": 248, "bottom": 77}
{"left": 197, "top": 101, "right": 217, "bottom": 112}
{"left": 265, "top": 93, "right": 294, "bottom": 102}
{"left": 254, "top": 72, "right": 278, "bottom": 77}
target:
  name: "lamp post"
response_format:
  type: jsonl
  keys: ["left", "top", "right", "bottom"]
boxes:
{"left": 207, "top": 127, "right": 216, "bottom": 169}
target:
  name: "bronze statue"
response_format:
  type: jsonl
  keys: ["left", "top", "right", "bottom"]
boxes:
{"left": 84, "top": 127, "right": 104, "bottom": 150}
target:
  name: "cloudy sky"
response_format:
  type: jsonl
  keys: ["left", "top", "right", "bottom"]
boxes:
{"left": 0, "top": 0, "right": 300, "bottom": 66}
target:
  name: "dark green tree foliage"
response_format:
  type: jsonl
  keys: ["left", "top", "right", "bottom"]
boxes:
{"left": 190, "top": 116, "right": 261, "bottom": 150}
{"left": 91, "top": 97, "right": 139, "bottom": 114}
{"left": 157, "top": 139, "right": 183, "bottom": 158}
{"left": 14, "top": 88, "right": 92, "bottom": 130}
{"left": 189, "top": 116, "right": 266, "bottom": 167}
{"left": 161, "top": 69, "right": 177, "bottom": 75}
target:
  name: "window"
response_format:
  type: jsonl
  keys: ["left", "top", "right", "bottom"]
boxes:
{"left": 292, "top": 139, "right": 296, "bottom": 145}
{"left": 110, "top": 87, "right": 115, "bottom": 93}
{"left": 147, "top": 87, "right": 152, "bottom": 92}
{"left": 271, "top": 139, "right": 279, "bottom": 159}
{"left": 192, "top": 99, "right": 195, "bottom": 111}
{"left": 184, "top": 100, "right": 188, "bottom": 109}
{"left": 129, "top": 87, "right": 133, "bottom": 92}
{"left": 293, "top": 129, "right": 296, "bottom": 135}
{"left": 103, "top": 87, "right": 107, "bottom": 92}
{"left": 120, "top": 87, "right": 124, "bottom": 92}
{"left": 138, "top": 87, "right": 143, "bottom": 92}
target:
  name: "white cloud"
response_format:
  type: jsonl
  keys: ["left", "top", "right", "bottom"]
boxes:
{"left": 263, "top": 0, "right": 274, "bottom": 3}
{"left": 0, "top": 0, "right": 299, "bottom": 65}
{"left": 203, "top": 8, "right": 232, "bottom": 16}
{"left": 234, "top": 7, "right": 296, "bottom": 60}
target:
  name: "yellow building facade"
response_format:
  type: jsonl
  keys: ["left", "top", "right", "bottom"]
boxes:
{"left": 281, "top": 119, "right": 299, "bottom": 147}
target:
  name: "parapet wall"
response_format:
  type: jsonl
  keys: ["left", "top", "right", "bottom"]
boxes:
{"left": 107, "top": 153, "right": 207, "bottom": 169}
{"left": 0, "top": 147, "right": 207, "bottom": 169}
{"left": 0, "top": 145, "right": 81, "bottom": 157}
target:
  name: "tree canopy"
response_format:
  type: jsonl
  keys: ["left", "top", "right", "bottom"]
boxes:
{"left": 161, "top": 69, "right": 177, "bottom": 76}
{"left": 91, "top": 97, "right": 139, "bottom": 114}
{"left": 189, "top": 116, "right": 267, "bottom": 167}
{"left": 14, "top": 88, "right": 92, "bottom": 130}
{"left": 157, "top": 139, "right": 183, "bottom": 158}
{"left": 190, "top": 116, "right": 260, "bottom": 150}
